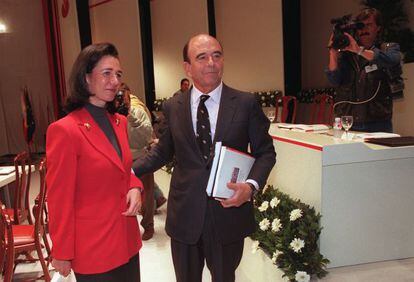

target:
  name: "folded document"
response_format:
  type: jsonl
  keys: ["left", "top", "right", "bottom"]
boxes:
{"left": 277, "top": 123, "right": 329, "bottom": 132}
{"left": 206, "top": 142, "right": 255, "bottom": 199}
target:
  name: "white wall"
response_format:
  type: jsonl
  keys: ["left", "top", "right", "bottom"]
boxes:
{"left": 58, "top": 0, "right": 81, "bottom": 96}
{"left": 215, "top": 0, "right": 285, "bottom": 93}
{"left": 393, "top": 0, "right": 414, "bottom": 135}
{"left": 0, "top": 0, "right": 53, "bottom": 155}
{"left": 301, "top": 0, "right": 360, "bottom": 88}
{"left": 89, "top": 0, "right": 145, "bottom": 101}
{"left": 150, "top": 0, "right": 208, "bottom": 99}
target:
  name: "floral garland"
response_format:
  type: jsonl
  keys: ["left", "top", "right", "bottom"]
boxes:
{"left": 251, "top": 185, "right": 329, "bottom": 282}
{"left": 253, "top": 90, "right": 282, "bottom": 107}
{"left": 153, "top": 98, "right": 168, "bottom": 112}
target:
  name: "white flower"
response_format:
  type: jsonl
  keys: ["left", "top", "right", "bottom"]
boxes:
{"left": 290, "top": 209, "right": 303, "bottom": 221}
{"left": 271, "top": 218, "right": 282, "bottom": 232}
{"left": 251, "top": 240, "right": 260, "bottom": 254}
{"left": 271, "top": 250, "right": 283, "bottom": 264}
{"left": 259, "top": 218, "right": 270, "bottom": 231}
{"left": 270, "top": 197, "right": 280, "bottom": 208}
{"left": 258, "top": 201, "right": 269, "bottom": 212}
{"left": 295, "top": 271, "right": 310, "bottom": 282}
{"left": 290, "top": 237, "right": 305, "bottom": 253}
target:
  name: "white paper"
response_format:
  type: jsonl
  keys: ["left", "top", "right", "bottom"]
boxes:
{"left": 51, "top": 271, "right": 74, "bottom": 282}
{"left": 354, "top": 132, "right": 401, "bottom": 140}
{"left": 277, "top": 123, "right": 329, "bottom": 132}
{"left": 206, "top": 142, "right": 223, "bottom": 195}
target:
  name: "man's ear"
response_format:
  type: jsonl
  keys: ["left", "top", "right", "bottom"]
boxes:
{"left": 183, "top": 62, "right": 192, "bottom": 78}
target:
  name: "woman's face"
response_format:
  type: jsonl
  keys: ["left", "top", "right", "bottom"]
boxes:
{"left": 86, "top": 55, "right": 122, "bottom": 107}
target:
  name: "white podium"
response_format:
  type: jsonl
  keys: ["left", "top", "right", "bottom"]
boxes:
{"left": 268, "top": 125, "right": 414, "bottom": 267}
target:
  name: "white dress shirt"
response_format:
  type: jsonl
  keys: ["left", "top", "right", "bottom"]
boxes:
{"left": 190, "top": 82, "right": 259, "bottom": 190}
{"left": 190, "top": 82, "right": 222, "bottom": 141}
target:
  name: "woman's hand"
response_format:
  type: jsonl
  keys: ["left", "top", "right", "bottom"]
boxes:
{"left": 122, "top": 188, "right": 142, "bottom": 216}
{"left": 52, "top": 258, "right": 71, "bottom": 277}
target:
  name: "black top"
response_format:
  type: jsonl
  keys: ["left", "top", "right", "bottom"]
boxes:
{"left": 85, "top": 103, "right": 122, "bottom": 159}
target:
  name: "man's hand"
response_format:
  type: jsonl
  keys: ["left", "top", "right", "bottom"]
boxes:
{"left": 342, "top": 32, "right": 359, "bottom": 53}
{"left": 122, "top": 188, "right": 142, "bottom": 216}
{"left": 52, "top": 259, "right": 71, "bottom": 277}
{"left": 219, "top": 182, "right": 253, "bottom": 208}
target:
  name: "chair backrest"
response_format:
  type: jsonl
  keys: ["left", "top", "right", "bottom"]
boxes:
{"left": 309, "top": 93, "right": 334, "bottom": 125}
{"left": 34, "top": 159, "right": 47, "bottom": 237}
{"left": 13, "top": 151, "right": 32, "bottom": 224}
{"left": 0, "top": 202, "right": 14, "bottom": 282}
{"left": 275, "top": 95, "right": 298, "bottom": 123}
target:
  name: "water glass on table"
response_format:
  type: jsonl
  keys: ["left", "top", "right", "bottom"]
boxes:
{"left": 341, "top": 115, "right": 353, "bottom": 140}
{"left": 266, "top": 108, "right": 276, "bottom": 123}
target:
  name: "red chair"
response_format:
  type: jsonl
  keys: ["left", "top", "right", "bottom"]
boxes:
{"left": 4, "top": 151, "right": 33, "bottom": 225}
{"left": 275, "top": 95, "right": 298, "bottom": 123}
{"left": 309, "top": 93, "right": 334, "bottom": 125}
{"left": 1, "top": 159, "right": 51, "bottom": 281}
{"left": 0, "top": 202, "right": 14, "bottom": 282}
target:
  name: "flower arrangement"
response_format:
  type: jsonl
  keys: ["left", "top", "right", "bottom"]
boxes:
{"left": 153, "top": 98, "right": 168, "bottom": 112}
{"left": 253, "top": 90, "right": 282, "bottom": 107}
{"left": 251, "top": 185, "right": 329, "bottom": 282}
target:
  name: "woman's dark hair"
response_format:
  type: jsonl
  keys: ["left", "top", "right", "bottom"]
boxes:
{"left": 64, "top": 43, "right": 119, "bottom": 113}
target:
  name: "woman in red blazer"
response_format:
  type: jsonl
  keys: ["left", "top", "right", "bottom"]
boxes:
{"left": 46, "top": 43, "right": 143, "bottom": 281}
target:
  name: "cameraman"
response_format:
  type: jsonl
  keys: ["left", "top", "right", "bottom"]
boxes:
{"left": 326, "top": 8, "right": 402, "bottom": 132}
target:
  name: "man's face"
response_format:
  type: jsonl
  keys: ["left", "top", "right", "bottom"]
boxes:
{"left": 181, "top": 80, "right": 190, "bottom": 92}
{"left": 184, "top": 35, "right": 224, "bottom": 94}
{"left": 357, "top": 15, "right": 380, "bottom": 48}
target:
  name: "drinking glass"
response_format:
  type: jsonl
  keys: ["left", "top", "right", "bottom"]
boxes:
{"left": 266, "top": 109, "right": 276, "bottom": 123}
{"left": 341, "top": 115, "right": 353, "bottom": 140}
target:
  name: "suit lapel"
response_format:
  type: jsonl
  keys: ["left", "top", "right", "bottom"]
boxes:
{"left": 213, "top": 84, "right": 237, "bottom": 145}
{"left": 74, "top": 108, "right": 126, "bottom": 173}
{"left": 178, "top": 90, "right": 203, "bottom": 159}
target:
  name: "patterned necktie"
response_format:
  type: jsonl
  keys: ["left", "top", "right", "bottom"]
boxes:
{"left": 197, "top": 95, "right": 212, "bottom": 161}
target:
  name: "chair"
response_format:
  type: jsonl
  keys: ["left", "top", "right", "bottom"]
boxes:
{"left": 309, "top": 93, "right": 334, "bottom": 125}
{"left": 275, "top": 95, "right": 298, "bottom": 123}
{"left": 2, "top": 159, "right": 51, "bottom": 281}
{"left": 5, "top": 151, "right": 33, "bottom": 225}
{"left": 0, "top": 202, "right": 14, "bottom": 281}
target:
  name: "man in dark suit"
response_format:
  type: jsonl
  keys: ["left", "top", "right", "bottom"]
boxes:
{"left": 133, "top": 34, "right": 276, "bottom": 282}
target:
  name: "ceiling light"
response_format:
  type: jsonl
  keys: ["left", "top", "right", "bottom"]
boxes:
{"left": 0, "top": 23, "right": 6, "bottom": 33}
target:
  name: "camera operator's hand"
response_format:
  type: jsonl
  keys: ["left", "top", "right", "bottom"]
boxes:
{"left": 342, "top": 33, "right": 359, "bottom": 53}
{"left": 343, "top": 32, "right": 375, "bottom": 61}
{"left": 328, "top": 33, "right": 340, "bottom": 71}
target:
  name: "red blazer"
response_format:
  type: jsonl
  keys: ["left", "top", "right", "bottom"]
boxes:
{"left": 46, "top": 107, "right": 143, "bottom": 274}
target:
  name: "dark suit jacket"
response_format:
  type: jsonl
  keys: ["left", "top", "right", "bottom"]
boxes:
{"left": 134, "top": 84, "right": 276, "bottom": 244}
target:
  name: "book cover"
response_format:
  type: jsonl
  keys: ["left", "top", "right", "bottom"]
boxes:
{"left": 206, "top": 142, "right": 255, "bottom": 199}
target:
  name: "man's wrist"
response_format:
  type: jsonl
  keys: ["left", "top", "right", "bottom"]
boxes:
{"left": 246, "top": 182, "right": 258, "bottom": 197}
{"left": 357, "top": 46, "right": 365, "bottom": 56}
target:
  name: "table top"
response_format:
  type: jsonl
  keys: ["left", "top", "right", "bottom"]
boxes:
{"left": 0, "top": 165, "right": 36, "bottom": 187}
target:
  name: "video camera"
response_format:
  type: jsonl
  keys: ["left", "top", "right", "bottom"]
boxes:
{"left": 330, "top": 14, "right": 365, "bottom": 50}
{"left": 115, "top": 90, "right": 129, "bottom": 116}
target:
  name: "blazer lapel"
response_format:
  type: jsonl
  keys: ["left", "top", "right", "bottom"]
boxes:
{"left": 74, "top": 108, "right": 126, "bottom": 173}
{"left": 213, "top": 84, "right": 237, "bottom": 145}
{"left": 178, "top": 90, "right": 203, "bottom": 159}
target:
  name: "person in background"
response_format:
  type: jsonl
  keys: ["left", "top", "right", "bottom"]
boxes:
{"left": 326, "top": 8, "right": 403, "bottom": 133}
{"left": 173, "top": 78, "right": 191, "bottom": 96}
{"left": 133, "top": 34, "right": 276, "bottom": 282}
{"left": 46, "top": 43, "right": 143, "bottom": 281}
{"left": 115, "top": 82, "right": 167, "bottom": 240}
